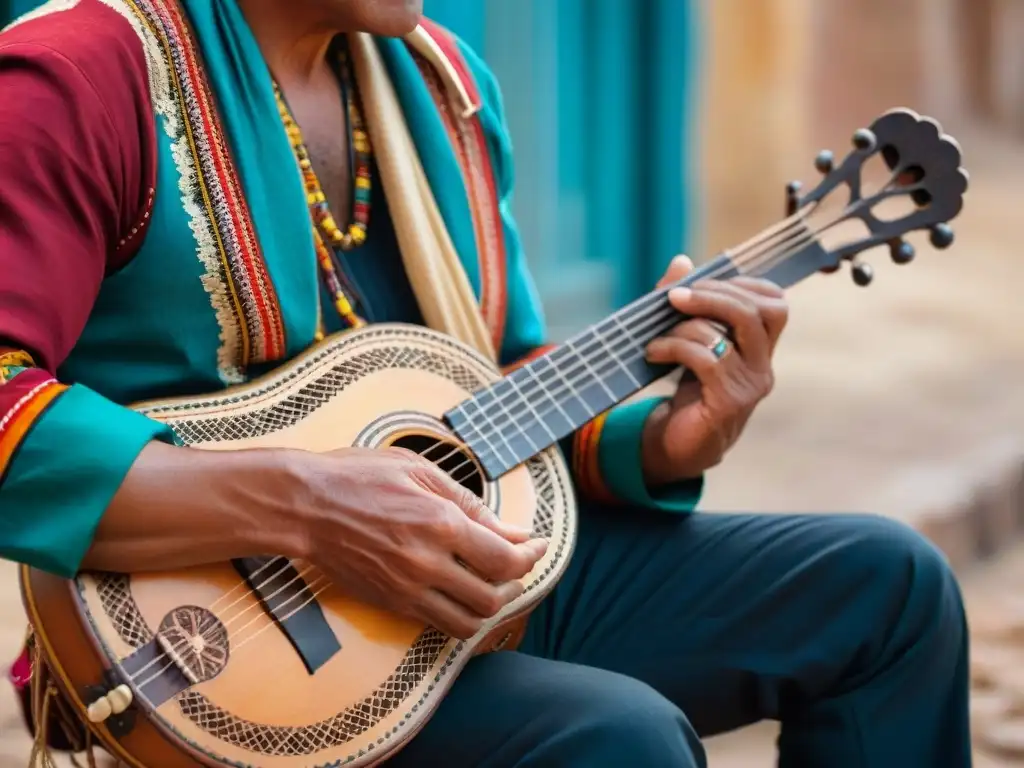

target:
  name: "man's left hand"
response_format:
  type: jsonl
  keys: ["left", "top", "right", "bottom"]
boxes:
{"left": 641, "top": 256, "right": 789, "bottom": 486}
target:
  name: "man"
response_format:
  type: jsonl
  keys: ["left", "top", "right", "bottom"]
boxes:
{"left": 0, "top": 0, "right": 968, "bottom": 765}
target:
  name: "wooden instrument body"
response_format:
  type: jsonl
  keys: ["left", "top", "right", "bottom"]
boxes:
{"left": 22, "top": 324, "right": 577, "bottom": 768}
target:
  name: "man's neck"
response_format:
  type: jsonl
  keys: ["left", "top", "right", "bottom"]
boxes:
{"left": 236, "top": 0, "right": 340, "bottom": 85}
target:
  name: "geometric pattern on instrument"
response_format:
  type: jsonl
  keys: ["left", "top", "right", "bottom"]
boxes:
{"left": 96, "top": 574, "right": 153, "bottom": 647}
{"left": 178, "top": 629, "right": 450, "bottom": 756}
{"left": 146, "top": 339, "right": 491, "bottom": 446}
{"left": 88, "top": 327, "right": 575, "bottom": 758}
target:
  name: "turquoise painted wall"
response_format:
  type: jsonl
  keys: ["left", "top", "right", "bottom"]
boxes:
{"left": 425, "top": 0, "right": 697, "bottom": 337}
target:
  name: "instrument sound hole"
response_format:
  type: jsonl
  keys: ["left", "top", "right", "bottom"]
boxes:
{"left": 391, "top": 434, "right": 485, "bottom": 498}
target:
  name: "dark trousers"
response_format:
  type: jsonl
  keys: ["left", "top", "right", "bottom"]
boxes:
{"left": 388, "top": 504, "right": 970, "bottom": 767}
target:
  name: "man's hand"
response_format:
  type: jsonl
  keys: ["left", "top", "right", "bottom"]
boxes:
{"left": 297, "top": 447, "right": 548, "bottom": 640}
{"left": 641, "top": 255, "right": 789, "bottom": 486}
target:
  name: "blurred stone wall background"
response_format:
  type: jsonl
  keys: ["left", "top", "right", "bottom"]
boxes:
{"left": 698, "top": 1, "right": 1024, "bottom": 764}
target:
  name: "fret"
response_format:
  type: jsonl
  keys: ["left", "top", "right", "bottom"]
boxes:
{"left": 564, "top": 331, "right": 618, "bottom": 402}
{"left": 605, "top": 317, "right": 644, "bottom": 390}
{"left": 479, "top": 380, "right": 543, "bottom": 455}
{"left": 524, "top": 354, "right": 594, "bottom": 428}
{"left": 492, "top": 376, "right": 558, "bottom": 444}
{"left": 516, "top": 359, "right": 576, "bottom": 436}
{"left": 448, "top": 398, "right": 519, "bottom": 470}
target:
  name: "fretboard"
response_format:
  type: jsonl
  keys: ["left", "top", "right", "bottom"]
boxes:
{"left": 445, "top": 226, "right": 828, "bottom": 480}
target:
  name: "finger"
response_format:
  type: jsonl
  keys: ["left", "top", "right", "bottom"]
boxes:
{"left": 416, "top": 589, "right": 486, "bottom": 640}
{"left": 415, "top": 462, "right": 534, "bottom": 543}
{"left": 456, "top": 521, "right": 547, "bottom": 583}
{"left": 724, "top": 277, "right": 790, "bottom": 345}
{"left": 661, "top": 317, "right": 726, "bottom": 348}
{"left": 433, "top": 561, "right": 524, "bottom": 619}
{"left": 645, "top": 335, "right": 721, "bottom": 381}
{"left": 656, "top": 255, "right": 694, "bottom": 289}
{"left": 726, "top": 276, "right": 784, "bottom": 300}
{"left": 666, "top": 285, "right": 771, "bottom": 369}
{"left": 465, "top": 500, "right": 534, "bottom": 545}
{"left": 647, "top": 317, "right": 728, "bottom": 371}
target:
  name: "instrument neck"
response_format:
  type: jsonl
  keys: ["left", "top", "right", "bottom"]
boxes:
{"left": 445, "top": 215, "right": 829, "bottom": 480}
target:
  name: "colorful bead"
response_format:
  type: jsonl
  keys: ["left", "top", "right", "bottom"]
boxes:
{"left": 273, "top": 41, "right": 372, "bottom": 333}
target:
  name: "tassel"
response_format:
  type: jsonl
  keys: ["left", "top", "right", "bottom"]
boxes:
{"left": 27, "top": 680, "right": 59, "bottom": 768}
{"left": 23, "top": 632, "right": 98, "bottom": 768}
{"left": 68, "top": 735, "right": 98, "bottom": 768}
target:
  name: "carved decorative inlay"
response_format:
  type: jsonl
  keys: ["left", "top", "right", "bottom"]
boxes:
{"left": 156, "top": 606, "right": 230, "bottom": 685}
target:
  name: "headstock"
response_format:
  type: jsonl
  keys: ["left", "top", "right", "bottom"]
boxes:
{"left": 772, "top": 108, "right": 968, "bottom": 287}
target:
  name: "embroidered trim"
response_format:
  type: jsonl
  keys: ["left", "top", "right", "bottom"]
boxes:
{"left": 0, "top": 378, "right": 67, "bottom": 478}
{"left": 412, "top": 44, "right": 508, "bottom": 354}
{"left": 98, "top": 0, "right": 286, "bottom": 384}
{"left": 572, "top": 411, "right": 617, "bottom": 504}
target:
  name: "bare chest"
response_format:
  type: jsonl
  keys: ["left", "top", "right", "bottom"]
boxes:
{"left": 284, "top": 85, "right": 352, "bottom": 225}
{"left": 303, "top": 126, "right": 352, "bottom": 225}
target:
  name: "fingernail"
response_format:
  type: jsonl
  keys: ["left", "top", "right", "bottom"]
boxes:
{"left": 674, "top": 254, "right": 693, "bottom": 268}
{"left": 644, "top": 340, "right": 665, "bottom": 361}
{"left": 668, "top": 287, "right": 692, "bottom": 302}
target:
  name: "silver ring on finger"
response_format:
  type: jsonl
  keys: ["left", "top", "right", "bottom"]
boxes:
{"left": 708, "top": 335, "right": 732, "bottom": 361}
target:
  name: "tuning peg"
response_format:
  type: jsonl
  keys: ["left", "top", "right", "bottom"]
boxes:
{"left": 86, "top": 695, "right": 113, "bottom": 723}
{"left": 851, "top": 261, "right": 874, "bottom": 287}
{"left": 851, "top": 128, "right": 877, "bottom": 152}
{"left": 930, "top": 223, "right": 955, "bottom": 249}
{"left": 814, "top": 150, "right": 834, "bottom": 174}
{"left": 107, "top": 684, "right": 134, "bottom": 715}
{"left": 785, "top": 180, "right": 802, "bottom": 215}
{"left": 889, "top": 239, "right": 915, "bottom": 265}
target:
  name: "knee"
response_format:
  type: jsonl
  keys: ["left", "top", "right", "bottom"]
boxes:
{"left": 550, "top": 673, "right": 705, "bottom": 767}
{"left": 843, "top": 514, "right": 966, "bottom": 645}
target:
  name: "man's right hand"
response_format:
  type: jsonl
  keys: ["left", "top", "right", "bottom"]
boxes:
{"left": 295, "top": 446, "right": 548, "bottom": 640}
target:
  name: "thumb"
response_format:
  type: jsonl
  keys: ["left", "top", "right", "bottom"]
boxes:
{"left": 657, "top": 254, "right": 694, "bottom": 289}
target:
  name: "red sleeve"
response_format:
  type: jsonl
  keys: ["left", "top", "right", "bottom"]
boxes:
{"left": 0, "top": 2, "right": 156, "bottom": 372}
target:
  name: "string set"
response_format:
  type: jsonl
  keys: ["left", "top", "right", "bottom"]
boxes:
{"left": 125, "top": 556, "right": 330, "bottom": 693}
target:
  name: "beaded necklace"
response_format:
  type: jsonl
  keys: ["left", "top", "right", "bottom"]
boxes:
{"left": 273, "top": 40, "right": 372, "bottom": 336}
